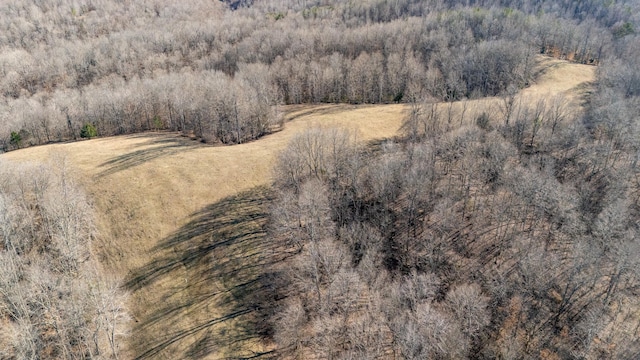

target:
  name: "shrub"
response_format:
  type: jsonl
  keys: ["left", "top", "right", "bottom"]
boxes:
{"left": 475, "top": 112, "right": 492, "bottom": 131}
{"left": 9, "top": 131, "right": 22, "bottom": 149}
{"left": 80, "top": 123, "right": 98, "bottom": 139}
{"left": 153, "top": 115, "right": 163, "bottom": 130}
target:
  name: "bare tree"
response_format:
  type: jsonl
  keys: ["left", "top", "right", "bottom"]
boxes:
{"left": 0, "top": 159, "right": 130, "bottom": 359}
{"left": 445, "top": 283, "right": 490, "bottom": 340}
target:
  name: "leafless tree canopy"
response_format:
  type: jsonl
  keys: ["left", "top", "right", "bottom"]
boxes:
{"left": 0, "top": 0, "right": 634, "bottom": 151}
{"left": 0, "top": 158, "right": 129, "bottom": 359}
{"left": 268, "top": 48, "right": 640, "bottom": 357}
{"left": 1, "top": 0, "right": 639, "bottom": 358}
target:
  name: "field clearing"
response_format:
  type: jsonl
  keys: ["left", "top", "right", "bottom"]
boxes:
{"left": 0, "top": 56, "right": 595, "bottom": 359}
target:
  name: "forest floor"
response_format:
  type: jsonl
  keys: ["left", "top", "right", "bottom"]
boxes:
{"left": 0, "top": 56, "right": 595, "bottom": 359}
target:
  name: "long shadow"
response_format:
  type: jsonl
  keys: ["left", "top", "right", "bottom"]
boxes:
{"left": 125, "top": 186, "right": 290, "bottom": 359}
{"left": 97, "top": 134, "right": 204, "bottom": 177}
{"left": 284, "top": 103, "right": 361, "bottom": 122}
{"left": 532, "top": 58, "right": 564, "bottom": 81}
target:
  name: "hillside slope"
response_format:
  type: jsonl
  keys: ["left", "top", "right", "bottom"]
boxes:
{"left": 0, "top": 57, "right": 595, "bottom": 359}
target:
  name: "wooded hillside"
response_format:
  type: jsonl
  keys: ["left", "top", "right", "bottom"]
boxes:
{"left": 1, "top": 0, "right": 639, "bottom": 359}
{"left": 0, "top": 0, "right": 636, "bottom": 150}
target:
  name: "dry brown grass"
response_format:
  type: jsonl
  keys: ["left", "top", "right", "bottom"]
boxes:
{"left": 0, "top": 56, "right": 595, "bottom": 359}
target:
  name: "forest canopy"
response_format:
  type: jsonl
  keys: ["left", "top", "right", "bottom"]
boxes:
{"left": 0, "top": 0, "right": 637, "bottom": 150}
{"left": 0, "top": 0, "right": 639, "bottom": 359}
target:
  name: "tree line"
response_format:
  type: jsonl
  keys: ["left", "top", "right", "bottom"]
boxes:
{"left": 0, "top": 0, "right": 633, "bottom": 150}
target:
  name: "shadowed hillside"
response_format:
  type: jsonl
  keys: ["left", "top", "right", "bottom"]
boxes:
{"left": 124, "top": 187, "right": 288, "bottom": 359}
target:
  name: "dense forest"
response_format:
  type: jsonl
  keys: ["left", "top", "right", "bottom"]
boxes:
{"left": 0, "top": 0, "right": 636, "bottom": 150}
{"left": 1, "top": 0, "right": 639, "bottom": 359}
{"left": 268, "top": 77, "right": 640, "bottom": 357}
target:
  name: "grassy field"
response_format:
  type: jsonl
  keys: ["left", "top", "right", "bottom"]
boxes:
{"left": 0, "top": 56, "right": 595, "bottom": 359}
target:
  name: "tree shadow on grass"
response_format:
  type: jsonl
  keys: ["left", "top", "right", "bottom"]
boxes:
{"left": 284, "top": 103, "right": 359, "bottom": 122}
{"left": 124, "top": 186, "right": 291, "bottom": 359}
{"left": 97, "top": 134, "right": 204, "bottom": 178}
